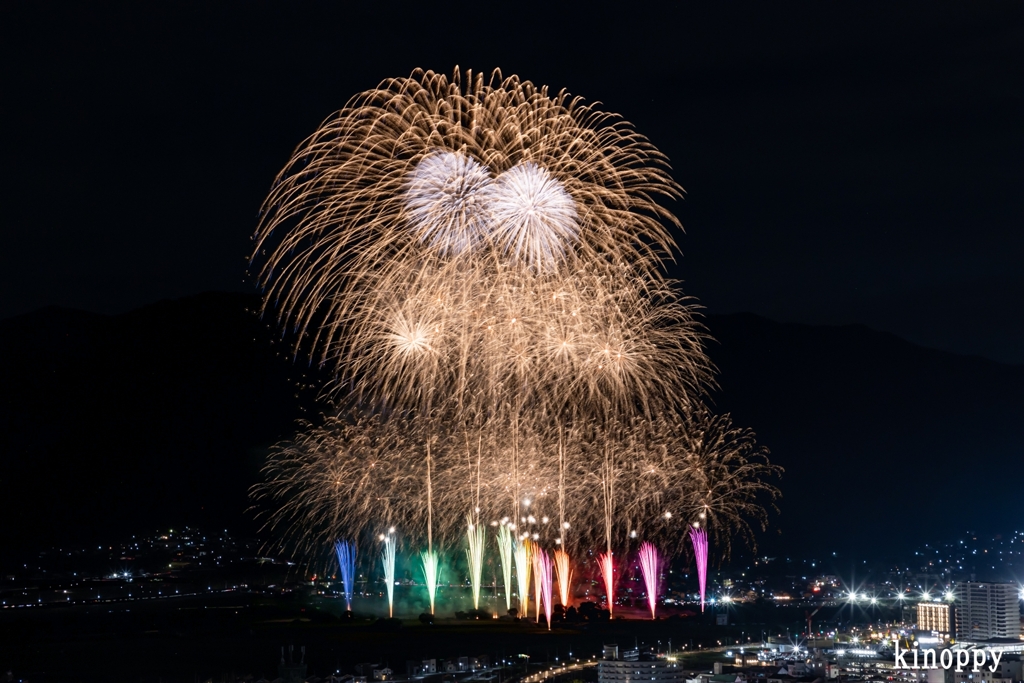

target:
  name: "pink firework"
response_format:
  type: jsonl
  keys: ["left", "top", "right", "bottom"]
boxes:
{"left": 537, "top": 549, "right": 554, "bottom": 629}
{"left": 532, "top": 548, "right": 543, "bottom": 622}
{"left": 690, "top": 526, "right": 708, "bottom": 612}
{"left": 637, "top": 542, "right": 660, "bottom": 619}
{"left": 598, "top": 552, "right": 615, "bottom": 616}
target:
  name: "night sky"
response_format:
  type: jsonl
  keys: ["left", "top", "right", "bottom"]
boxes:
{"left": 3, "top": 2, "right": 1021, "bottom": 363}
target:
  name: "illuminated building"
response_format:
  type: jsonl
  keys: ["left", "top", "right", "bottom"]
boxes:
{"left": 954, "top": 582, "right": 1022, "bottom": 642}
{"left": 916, "top": 602, "right": 952, "bottom": 635}
{"left": 599, "top": 647, "right": 685, "bottom": 683}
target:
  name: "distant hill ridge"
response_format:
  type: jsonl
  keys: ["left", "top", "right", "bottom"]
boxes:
{"left": 0, "top": 292, "right": 323, "bottom": 558}
{"left": 1, "top": 292, "right": 1021, "bottom": 561}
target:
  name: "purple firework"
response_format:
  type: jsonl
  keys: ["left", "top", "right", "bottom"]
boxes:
{"left": 689, "top": 527, "right": 708, "bottom": 612}
{"left": 537, "top": 548, "right": 554, "bottom": 630}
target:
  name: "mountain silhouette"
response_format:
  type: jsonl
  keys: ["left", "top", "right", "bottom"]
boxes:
{"left": 2, "top": 293, "right": 1021, "bottom": 563}
{"left": 0, "top": 292, "right": 322, "bottom": 559}
{"left": 706, "top": 312, "right": 1024, "bottom": 559}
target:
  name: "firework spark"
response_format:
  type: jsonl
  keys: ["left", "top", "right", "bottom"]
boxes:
{"left": 690, "top": 526, "right": 708, "bottom": 612}
{"left": 253, "top": 68, "right": 686, "bottom": 384}
{"left": 537, "top": 548, "right": 554, "bottom": 630}
{"left": 514, "top": 537, "right": 532, "bottom": 617}
{"left": 553, "top": 548, "right": 573, "bottom": 608}
{"left": 484, "top": 162, "right": 579, "bottom": 272}
{"left": 334, "top": 539, "right": 356, "bottom": 611}
{"left": 637, "top": 541, "right": 659, "bottom": 619}
{"left": 465, "top": 516, "right": 484, "bottom": 610}
{"left": 496, "top": 523, "right": 514, "bottom": 613}
{"left": 381, "top": 532, "right": 396, "bottom": 618}
{"left": 532, "top": 543, "right": 543, "bottom": 622}
{"left": 598, "top": 552, "right": 615, "bottom": 616}
{"left": 252, "top": 409, "right": 778, "bottom": 574}
{"left": 404, "top": 151, "right": 493, "bottom": 256}
{"left": 420, "top": 549, "right": 441, "bottom": 615}
{"left": 251, "top": 67, "right": 709, "bottom": 420}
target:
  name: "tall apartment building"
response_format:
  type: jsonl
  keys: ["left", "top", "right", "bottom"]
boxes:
{"left": 954, "top": 582, "right": 1022, "bottom": 642}
{"left": 916, "top": 601, "right": 952, "bottom": 634}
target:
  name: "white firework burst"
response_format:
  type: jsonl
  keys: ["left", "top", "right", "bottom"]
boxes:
{"left": 388, "top": 312, "right": 434, "bottom": 357}
{"left": 485, "top": 162, "right": 579, "bottom": 271}
{"left": 403, "top": 151, "right": 493, "bottom": 256}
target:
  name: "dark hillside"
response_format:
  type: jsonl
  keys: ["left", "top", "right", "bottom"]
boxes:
{"left": 0, "top": 292, "right": 323, "bottom": 557}
{"left": 705, "top": 313, "right": 1024, "bottom": 558}
{"left": 2, "top": 295, "right": 1021, "bottom": 562}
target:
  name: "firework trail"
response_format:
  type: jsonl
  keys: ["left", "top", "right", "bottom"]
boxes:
{"left": 637, "top": 542, "right": 659, "bottom": 619}
{"left": 690, "top": 526, "right": 708, "bottom": 612}
{"left": 381, "top": 531, "right": 396, "bottom": 617}
{"left": 465, "top": 515, "right": 484, "bottom": 610}
{"left": 513, "top": 537, "right": 532, "bottom": 617}
{"left": 600, "top": 442, "right": 617, "bottom": 564}
{"left": 334, "top": 539, "right": 356, "bottom": 611}
{"left": 425, "top": 440, "right": 435, "bottom": 552}
{"left": 532, "top": 544, "right": 543, "bottom": 622}
{"left": 553, "top": 548, "right": 573, "bottom": 608}
{"left": 496, "top": 523, "right": 514, "bottom": 613}
{"left": 598, "top": 552, "right": 615, "bottom": 616}
{"left": 537, "top": 548, "right": 554, "bottom": 630}
{"left": 420, "top": 549, "right": 441, "bottom": 615}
